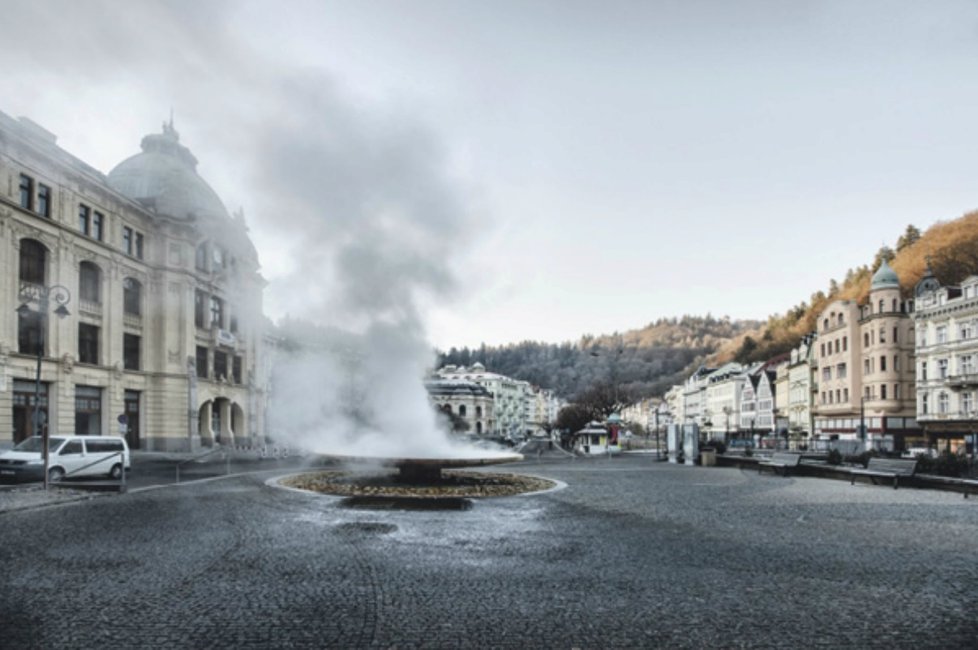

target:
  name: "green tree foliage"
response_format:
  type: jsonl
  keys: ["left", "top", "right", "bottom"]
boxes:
{"left": 895, "top": 224, "right": 921, "bottom": 252}
{"left": 438, "top": 315, "right": 761, "bottom": 400}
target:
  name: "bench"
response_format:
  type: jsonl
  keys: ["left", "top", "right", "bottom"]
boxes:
{"left": 758, "top": 452, "right": 802, "bottom": 476}
{"left": 850, "top": 458, "right": 917, "bottom": 489}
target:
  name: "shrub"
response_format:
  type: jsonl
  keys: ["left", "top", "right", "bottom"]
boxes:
{"left": 917, "top": 452, "right": 971, "bottom": 478}
{"left": 826, "top": 448, "right": 842, "bottom": 465}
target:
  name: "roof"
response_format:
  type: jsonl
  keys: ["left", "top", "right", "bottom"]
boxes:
{"left": 870, "top": 259, "right": 900, "bottom": 290}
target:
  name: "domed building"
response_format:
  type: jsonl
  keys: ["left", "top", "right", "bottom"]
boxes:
{"left": 0, "top": 111, "right": 269, "bottom": 452}
{"left": 812, "top": 259, "right": 920, "bottom": 450}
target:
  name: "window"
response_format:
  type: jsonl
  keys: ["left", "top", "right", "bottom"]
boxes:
{"left": 37, "top": 184, "right": 50, "bottom": 218}
{"left": 838, "top": 313, "right": 844, "bottom": 326}
{"left": 79, "top": 204, "right": 91, "bottom": 235}
{"left": 229, "top": 313, "right": 239, "bottom": 334}
{"left": 836, "top": 363, "right": 847, "bottom": 379}
{"left": 880, "top": 356, "right": 887, "bottom": 372}
{"left": 79, "top": 262, "right": 101, "bottom": 304}
{"left": 892, "top": 299, "right": 898, "bottom": 312}
{"left": 210, "top": 296, "right": 224, "bottom": 328}
{"left": 921, "top": 362, "right": 927, "bottom": 381}
{"left": 92, "top": 211, "right": 104, "bottom": 241}
{"left": 19, "top": 238, "right": 46, "bottom": 285}
{"left": 196, "top": 243, "right": 209, "bottom": 272}
{"left": 19, "top": 174, "right": 33, "bottom": 210}
{"left": 195, "top": 346, "right": 209, "bottom": 378}
{"left": 834, "top": 339, "right": 840, "bottom": 354}
{"left": 879, "top": 327, "right": 885, "bottom": 344}
{"left": 962, "top": 355, "right": 975, "bottom": 376}
{"left": 232, "top": 356, "right": 242, "bottom": 384}
{"left": 864, "top": 333, "right": 870, "bottom": 347}
{"left": 476, "top": 406, "right": 483, "bottom": 418}
{"left": 123, "top": 278, "right": 142, "bottom": 316}
{"left": 122, "top": 227, "right": 143, "bottom": 259}
{"left": 961, "top": 323, "right": 973, "bottom": 340}
{"left": 823, "top": 319, "right": 829, "bottom": 331}
{"left": 892, "top": 327, "right": 898, "bottom": 343}
{"left": 937, "top": 326, "right": 948, "bottom": 344}
{"left": 211, "top": 245, "right": 224, "bottom": 270}
{"left": 843, "top": 336, "right": 848, "bottom": 352}
{"left": 881, "top": 384, "right": 887, "bottom": 400}
{"left": 843, "top": 388, "right": 849, "bottom": 402}
{"left": 78, "top": 323, "right": 99, "bottom": 364}
{"left": 214, "top": 350, "right": 228, "bottom": 380}
{"left": 123, "top": 334, "right": 141, "bottom": 371}
{"left": 894, "top": 384, "right": 900, "bottom": 400}
{"left": 878, "top": 299, "right": 884, "bottom": 314}
{"left": 822, "top": 367, "right": 831, "bottom": 381}
{"left": 820, "top": 343, "right": 826, "bottom": 357}
{"left": 74, "top": 385, "right": 102, "bottom": 436}
{"left": 459, "top": 405, "right": 467, "bottom": 417}
{"left": 964, "top": 392, "right": 974, "bottom": 414}
{"left": 938, "top": 358, "right": 948, "bottom": 379}
{"left": 938, "top": 392, "right": 949, "bottom": 414}
{"left": 864, "top": 359, "right": 871, "bottom": 374}
{"left": 894, "top": 355, "right": 900, "bottom": 372}
{"left": 18, "top": 309, "right": 42, "bottom": 355}
{"left": 918, "top": 328, "right": 927, "bottom": 347}
{"left": 921, "top": 394, "right": 929, "bottom": 415}
{"left": 835, "top": 389, "right": 841, "bottom": 403}
{"left": 195, "top": 290, "right": 207, "bottom": 328}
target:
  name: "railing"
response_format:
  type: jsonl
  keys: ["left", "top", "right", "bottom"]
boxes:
{"left": 175, "top": 446, "right": 229, "bottom": 483}
{"left": 78, "top": 299, "right": 102, "bottom": 317}
{"left": 123, "top": 312, "right": 143, "bottom": 328}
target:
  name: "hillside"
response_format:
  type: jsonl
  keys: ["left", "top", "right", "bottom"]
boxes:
{"left": 437, "top": 315, "right": 761, "bottom": 400}
{"left": 719, "top": 210, "right": 978, "bottom": 364}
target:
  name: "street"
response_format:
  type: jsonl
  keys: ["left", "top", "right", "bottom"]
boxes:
{"left": 1, "top": 455, "right": 977, "bottom": 648}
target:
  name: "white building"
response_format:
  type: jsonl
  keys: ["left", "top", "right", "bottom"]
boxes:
{"left": 433, "top": 363, "right": 530, "bottom": 438}
{"left": 912, "top": 269, "right": 978, "bottom": 452}
{"left": 425, "top": 379, "right": 494, "bottom": 435}
{"left": 703, "top": 362, "right": 745, "bottom": 441}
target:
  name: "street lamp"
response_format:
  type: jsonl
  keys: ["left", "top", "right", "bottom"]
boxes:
{"left": 17, "top": 283, "right": 71, "bottom": 491}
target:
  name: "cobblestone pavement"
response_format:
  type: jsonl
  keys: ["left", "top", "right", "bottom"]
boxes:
{"left": 2, "top": 456, "right": 977, "bottom": 648}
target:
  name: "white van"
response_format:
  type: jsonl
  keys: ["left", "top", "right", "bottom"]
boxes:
{"left": 0, "top": 435, "right": 130, "bottom": 483}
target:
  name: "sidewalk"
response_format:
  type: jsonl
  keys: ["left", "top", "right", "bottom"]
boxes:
{"left": 0, "top": 483, "right": 105, "bottom": 514}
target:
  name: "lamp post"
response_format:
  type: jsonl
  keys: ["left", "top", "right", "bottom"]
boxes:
{"left": 17, "top": 283, "right": 71, "bottom": 491}
{"left": 859, "top": 393, "right": 868, "bottom": 454}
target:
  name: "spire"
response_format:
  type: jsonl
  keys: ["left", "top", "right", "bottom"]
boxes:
{"left": 162, "top": 109, "right": 179, "bottom": 141}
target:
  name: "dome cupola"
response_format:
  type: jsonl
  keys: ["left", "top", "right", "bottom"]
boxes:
{"left": 870, "top": 259, "right": 900, "bottom": 291}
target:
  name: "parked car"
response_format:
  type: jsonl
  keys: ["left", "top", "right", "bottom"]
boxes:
{"left": 0, "top": 435, "right": 130, "bottom": 483}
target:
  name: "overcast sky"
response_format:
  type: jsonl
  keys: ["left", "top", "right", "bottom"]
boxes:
{"left": 3, "top": 0, "right": 977, "bottom": 349}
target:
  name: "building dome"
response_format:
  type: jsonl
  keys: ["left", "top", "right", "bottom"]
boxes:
{"left": 871, "top": 259, "right": 900, "bottom": 290}
{"left": 107, "top": 121, "right": 230, "bottom": 223}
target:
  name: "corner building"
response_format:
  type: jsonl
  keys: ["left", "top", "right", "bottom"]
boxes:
{"left": 813, "top": 260, "right": 919, "bottom": 449}
{"left": 0, "top": 112, "right": 267, "bottom": 451}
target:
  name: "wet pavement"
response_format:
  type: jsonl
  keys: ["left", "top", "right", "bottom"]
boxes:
{"left": 1, "top": 454, "right": 977, "bottom": 648}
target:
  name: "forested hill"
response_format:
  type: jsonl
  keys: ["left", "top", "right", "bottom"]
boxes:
{"left": 718, "top": 210, "right": 978, "bottom": 365}
{"left": 437, "top": 315, "right": 762, "bottom": 400}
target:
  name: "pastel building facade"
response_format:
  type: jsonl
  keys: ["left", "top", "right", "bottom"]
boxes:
{"left": 0, "top": 112, "right": 268, "bottom": 451}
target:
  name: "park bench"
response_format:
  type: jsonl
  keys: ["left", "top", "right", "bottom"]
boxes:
{"left": 850, "top": 458, "right": 917, "bottom": 489}
{"left": 758, "top": 452, "right": 802, "bottom": 476}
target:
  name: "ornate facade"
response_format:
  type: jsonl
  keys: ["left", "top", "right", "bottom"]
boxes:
{"left": 0, "top": 112, "right": 267, "bottom": 451}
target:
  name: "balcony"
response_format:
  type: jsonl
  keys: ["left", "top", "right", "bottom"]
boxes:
{"left": 78, "top": 299, "right": 102, "bottom": 318}
{"left": 213, "top": 328, "right": 237, "bottom": 349}
{"left": 947, "top": 374, "right": 978, "bottom": 389}
{"left": 123, "top": 312, "right": 142, "bottom": 328}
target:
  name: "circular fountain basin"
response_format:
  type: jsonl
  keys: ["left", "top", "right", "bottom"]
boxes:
{"left": 319, "top": 452, "right": 524, "bottom": 481}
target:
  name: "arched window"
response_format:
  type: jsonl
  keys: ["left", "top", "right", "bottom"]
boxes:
{"left": 837, "top": 313, "right": 844, "bottom": 325}
{"left": 823, "top": 318, "right": 829, "bottom": 331}
{"left": 19, "top": 238, "right": 46, "bottom": 285}
{"left": 864, "top": 333, "right": 869, "bottom": 347}
{"left": 476, "top": 422, "right": 483, "bottom": 434}
{"left": 879, "top": 300, "right": 885, "bottom": 313}
{"left": 475, "top": 406, "right": 483, "bottom": 418}
{"left": 79, "top": 262, "right": 101, "bottom": 304}
{"left": 459, "top": 405, "right": 467, "bottom": 417}
{"left": 123, "top": 278, "right": 142, "bottom": 316}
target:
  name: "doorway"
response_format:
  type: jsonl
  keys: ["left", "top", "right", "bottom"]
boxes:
{"left": 12, "top": 380, "right": 48, "bottom": 444}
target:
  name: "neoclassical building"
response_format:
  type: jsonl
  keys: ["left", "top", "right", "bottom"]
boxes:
{"left": 913, "top": 269, "right": 978, "bottom": 451}
{"left": 425, "top": 379, "right": 494, "bottom": 435}
{"left": 0, "top": 111, "right": 268, "bottom": 451}
{"left": 813, "top": 260, "right": 919, "bottom": 449}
